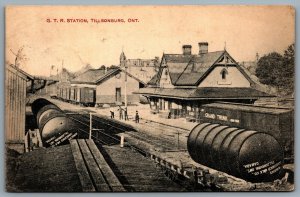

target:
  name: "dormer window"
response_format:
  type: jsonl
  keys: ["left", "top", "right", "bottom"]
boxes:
{"left": 221, "top": 68, "right": 228, "bottom": 80}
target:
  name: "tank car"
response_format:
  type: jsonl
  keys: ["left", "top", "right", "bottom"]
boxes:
{"left": 188, "top": 123, "right": 284, "bottom": 183}
{"left": 32, "top": 98, "right": 85, "bottom": 146}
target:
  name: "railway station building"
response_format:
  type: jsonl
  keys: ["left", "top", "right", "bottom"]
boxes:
{"left": 71, "top": 67, "right": 146, "bottom": 106}
{"left": 137, "top": 43, "right": 273, "bottom": 121}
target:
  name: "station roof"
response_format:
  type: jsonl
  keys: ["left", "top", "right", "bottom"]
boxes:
{"left": 202, "top": 102, "right": 293, "bottom": 114}
{"left": 136, "top": 87, "right": 273, "bottom": 100}
{"left": 149, "top": 51, "right": 238, "bottom": 86}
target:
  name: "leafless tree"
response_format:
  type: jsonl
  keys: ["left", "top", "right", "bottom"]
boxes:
{"left": 10, "top": 45, "right": 29, "bottom": 68}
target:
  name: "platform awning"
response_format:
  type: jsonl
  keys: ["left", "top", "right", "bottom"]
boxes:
{"left": 136, "top": 87, "right": 274, "bottom": 100}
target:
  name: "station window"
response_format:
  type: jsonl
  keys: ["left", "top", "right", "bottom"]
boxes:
{"left": 221, "top": 68, "right": 228, "bottom": 80}
{"left": 165, "top": 69, "right": 168, "bottom": 76}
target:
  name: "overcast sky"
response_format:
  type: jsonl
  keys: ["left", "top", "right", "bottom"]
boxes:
{"left": 6, "top": 5, "right": 295, "bottom": 76}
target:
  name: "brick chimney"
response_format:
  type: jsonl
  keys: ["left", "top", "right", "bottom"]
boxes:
{"left": 198, "top": 42, "right": 208, "bottom": 54}
{"left": 182, "top": 45, "right": 192, "bottom": 55}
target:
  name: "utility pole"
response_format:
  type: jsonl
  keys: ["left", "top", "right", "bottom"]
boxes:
{"left": 89, "top": 112, "right": 92, "bottom": 140}
{"left": 176, "top": 131, "right": 180, "bottom": 150}
{"left": 124, "top": 60, "right": 128, "bottom": 108}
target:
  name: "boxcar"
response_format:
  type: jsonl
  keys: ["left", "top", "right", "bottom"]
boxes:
{"left": 69, "top": 87, "right": 76, "bottom": 103}
{"left": 75, "top": 87, "right": 81, "bottom": 104}
{"left": 66, "top": 87, "right": 71, "bottom": 102}
{"left": 62, "top": 88, "right": 67, "bottom": 101}
{"left": 79, "top": 87, "right": 96, "bottom": 107}
{"left": 199, "top": 102, "right": 294, "bottom": 160}
{"left": 61, "top": 88, "right": 65, "bottom": 100}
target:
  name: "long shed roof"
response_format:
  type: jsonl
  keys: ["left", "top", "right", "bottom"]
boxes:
{"left": 137, "top": 87, "right": 273, "bottom": 100}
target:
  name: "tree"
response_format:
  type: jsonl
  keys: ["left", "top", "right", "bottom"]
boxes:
{"left": 256, "top": 44, "right": 295, "bottom": 95}
{"left": 10, "top": 45, "right": 29, "bottom": 68}
{"left": 256, "top": 52, "right": 284, "bottom": 87}
{"left": 282, "top": 44, "right": 295, "bottom": 94}
{"left": 110, "top": 65, "right": 119, "bottom": 69}
{"left": 99, "top": 65, "right": 106, "bottom": 70}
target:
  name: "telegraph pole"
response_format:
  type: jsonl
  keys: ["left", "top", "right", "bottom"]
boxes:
{"left": 89, "top": 113, "right": 92, "bottom": 140}
{"left": 124, "top": 61, "right": 128, "bottom": 108}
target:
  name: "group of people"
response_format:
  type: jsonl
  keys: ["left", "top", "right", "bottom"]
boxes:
{"left": 110, "top": 106, "right": 139, "bottom": 123}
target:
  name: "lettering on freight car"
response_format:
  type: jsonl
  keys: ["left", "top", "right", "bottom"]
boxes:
{"left": 204, "top": 113, "right": 216, "bottom": 119}
{"left": 243, "top": 162, "right": 259, "bottom": 169}
{"left": 203, "top": 111, "right": 240, "bottom": 124}
{"left": 270, "top": 167, "right": 281, "bottom": 174}
{"left": 229, "top": 118, "right": 240, "bottom": 123}
{"left": 244, "top": 161, "right": 282, "bottom": 176}
{"left": 255, "top": 161, "right": 274, "bottom": 171}
{"left": 268, "top": 161, "right": 282, "bottom": 171}
{"left": 216, "top": 114, "right": 228, "bottom": 121}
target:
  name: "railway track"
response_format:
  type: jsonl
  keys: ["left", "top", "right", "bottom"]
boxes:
{"left": 67, "top": 114, "right": 122, "bottom": 146}
{"left": 64, "top": 112, "right": 213, "bottom": 190}
{"left": 64, "top": 112, "right": 192, "bottom": 191}
{"left": 67, "top": 112, "right": 187, "bottom": 151}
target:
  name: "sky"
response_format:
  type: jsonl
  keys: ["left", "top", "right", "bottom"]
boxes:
{"left": 5, "top": 5, "right": 295, "bottom": 76}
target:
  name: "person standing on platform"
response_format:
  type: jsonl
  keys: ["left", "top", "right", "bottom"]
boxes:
{"left": 110, "top": 109, "right": 114, "bottom": 119}
{"left": 135, "top": 110, "right": 139, "bottom": 123}
{"left": 118, "top": 106, "right": 123, "bottom": 120}
{"left": 124, "top": 107, "right": 129, "bottom": 121}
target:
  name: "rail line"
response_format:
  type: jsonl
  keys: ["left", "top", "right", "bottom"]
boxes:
{"left": 68, "top": 115, "right": 120, "bottom": 145}
{"left": 91, "top": 114, "right": 187, "bottom": 151}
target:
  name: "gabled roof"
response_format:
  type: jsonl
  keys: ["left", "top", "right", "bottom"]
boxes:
{"left": 71, "top": 67, "right": 146, "bottom": 85}
{"left": 120, "top": 66, "right": 156, "bottom": 84}
{"left": 71, "top": 68, "right": 119, "bottom": 85}
{"left": 117, "top": 67, "right": 147, "bottom": 85}
{"left": 149, "top": 51, "right": 227, "bottom": 86}
{"left": 7, "top": 64, "right": 33, "bottom": 80}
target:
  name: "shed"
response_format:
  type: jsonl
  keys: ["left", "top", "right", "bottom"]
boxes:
{"left": 5, "top": 64, "right": 33, "bottom": 153}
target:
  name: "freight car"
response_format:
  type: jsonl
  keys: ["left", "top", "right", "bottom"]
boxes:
{"left": 198, "top": 102, "right": 294, "bottom": 160}
{"left": 187, "top": 123, "right": 284, "bottom": 183}
{"left": 60, "top": 87, "right": 68, "bottom": 101}
{"left": 69, "top": 87, "right": 76, "bottom": 104}
{"left": 78, "top": 87, "right": 96, "bottom": 107}
{"left": 31, "top": 98, "right": 82, "bottom": 146}
{"left": 57, "top": 86, "right": 96, "bottom": 107}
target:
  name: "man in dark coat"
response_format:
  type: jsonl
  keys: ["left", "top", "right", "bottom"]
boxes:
{"left": 135, "top": 110, "right": 139, "bottom": 123}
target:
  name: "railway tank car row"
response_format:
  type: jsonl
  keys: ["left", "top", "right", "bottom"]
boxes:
{"left": 32, "top": 98, "right": 85, "bottom": 146}
{"left": 187, "top": 123, "right": 284, "bottom": 183}
{"left": 30, "top": 97, "right": 292, "bottom": 184}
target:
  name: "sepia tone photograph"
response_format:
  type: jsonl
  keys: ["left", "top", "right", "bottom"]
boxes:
{"left": 5, "top": 5, "right": 295, "bottom": 192}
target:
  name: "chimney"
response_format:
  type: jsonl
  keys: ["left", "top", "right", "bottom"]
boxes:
{"left": 182, "top": 45, "right": 192, "bottom": 55}
{"left": 198, "top": 42, "right": 208, "bottom": 54}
